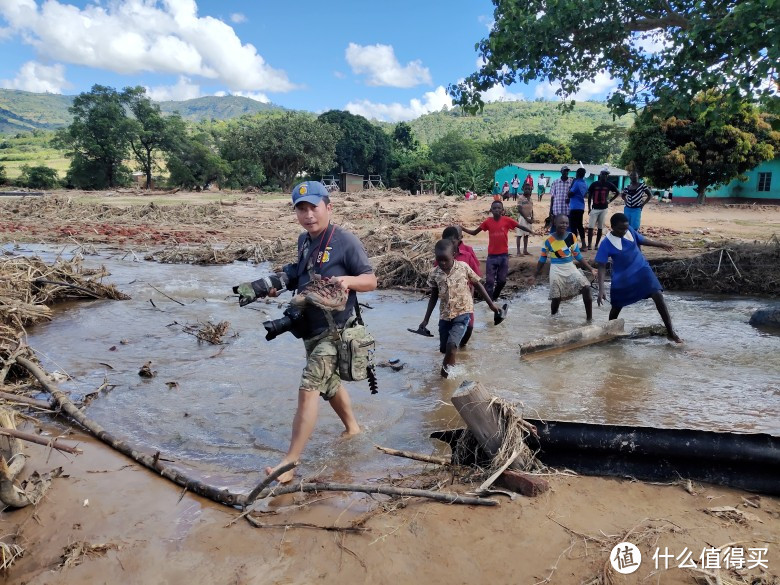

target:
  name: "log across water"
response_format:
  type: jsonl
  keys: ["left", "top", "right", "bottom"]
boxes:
{"left": 519, "top": 319, "right": 625, "bottom": 357}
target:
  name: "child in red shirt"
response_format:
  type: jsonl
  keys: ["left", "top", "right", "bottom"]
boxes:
{"left": 462, "top": 200, "right": 531, "bottom": 300}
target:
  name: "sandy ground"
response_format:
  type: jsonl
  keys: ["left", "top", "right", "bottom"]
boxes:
{"left": 2, "top": 191, "right": 780, "bottom": 585}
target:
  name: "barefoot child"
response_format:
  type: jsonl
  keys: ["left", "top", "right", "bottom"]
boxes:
{"left": 441, "top": 225, "right": 481, "bottom": 347}
{"left": 516, "top": 184, "right": 534, "bottom": 256}
{"left": 596, "top": 213, "right": 681, "bottom": 342}
{"left": 462, "top": 200, "right": 532, "bottom": 300}
{"left": 419, "top": 239, "right": 501, "bottom": 377}
{"left": 533, "top": 214, "right": 596, "bottom": 321}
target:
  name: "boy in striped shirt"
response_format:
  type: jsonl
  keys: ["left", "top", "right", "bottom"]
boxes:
{"left": 621, "top": 170, "right": 653, "bottom": 230}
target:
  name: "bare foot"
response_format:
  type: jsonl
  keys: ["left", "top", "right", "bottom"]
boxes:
{"left": 668, "top": 333, "right": 683, "bottom": 344}
{"left": 265, "top": 462, "right": 295, "bottom": 484}
{"left": 523, "top": 251, "right": 531, "bottom": 256}
{"left": 440, "top": 366, "right": 449, "bottom": 378}
{"left": 340, "top": 425, "right": 361, "bottom": 438}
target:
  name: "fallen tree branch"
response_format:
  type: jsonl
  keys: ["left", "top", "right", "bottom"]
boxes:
{"left": 0, "top": 428, "right": 81, "bottom": 455}
{"left": 16, "top": 355, "right": 247, "bottom": 507}
{"left": 243, "top": 461, "right": 298, "bottom": 508}
{"left": 375, "top": 445, "right": 451, "bottom": 466}
{"left": 245, "top": 516, "right": 370, "bottom": 532}
{"left": 0, "top": 390, "right": 55, "bottom": 411}
{"left": 251, "top": 481, "right": 498, "bottom": 506}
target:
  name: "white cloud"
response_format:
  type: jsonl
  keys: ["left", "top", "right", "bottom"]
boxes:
{"left": 0, "top": 25, "right": 13, "bottom": 40}
{"left": 477, "top": 15, "right": 494, "bottom": 31}
{"left": 145, "top": 75, "right": 201, "bottom": 101}
{"left": 534, "top": 71, "right": 617, "bottom": 100}
{"left": 345, "top": 85, "right": 451, "bottom": 122}
{"left": 229, "top": 12, "right": 246, "bottom": 24}
{"left": 214, "top": 90, "right": 269, "bottom": 103}
{"left": 0, "top": 60, "right": 69, "bottom": 93}
{"left": 0, "top": 0, "right": 296, "bottom": 93}
{"left": 481, "top": 84, "right": 525, "bottom": 102}
{"left": 345, "top": 42, "right": 431, "bottom": 88}
{"left": 333, "top": 70, "right": 345, "bottom": 79}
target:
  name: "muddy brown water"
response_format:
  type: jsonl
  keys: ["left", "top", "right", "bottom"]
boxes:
{"left": 12, "top": 244, "right": 780, "bottom": 491}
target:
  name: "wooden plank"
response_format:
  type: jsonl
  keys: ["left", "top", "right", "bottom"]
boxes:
{"left": 497, "top": 470, "right": 549, "bottom": 497}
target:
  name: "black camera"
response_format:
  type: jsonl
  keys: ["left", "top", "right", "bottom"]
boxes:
{"left": 262, "top": 305, "right": 307, "bottom": 341}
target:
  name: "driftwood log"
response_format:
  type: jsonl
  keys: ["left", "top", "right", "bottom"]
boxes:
{"left": 0, "top": 390, "right": 55, "bottom": 410}
{"left": 16, "top": 357, "right": 496, "bottom": 510}
{"left": 0, "top": 427, "right": 82, "bottom": 454}
{"left": 375, "top": 446, "right": 451, "bottom": 466}
{"left": 451, "top": 382, "right": 549, "bottom": 497}
{"left": 0, "top": 408, "right": 32, "bottom": 508}
{"left": 519, "top": 319, "right": 625, "bottom": 357}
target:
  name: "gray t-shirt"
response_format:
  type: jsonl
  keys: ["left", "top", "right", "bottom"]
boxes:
{"left": 294, "top": 224, "right": 373, "bottom": 338}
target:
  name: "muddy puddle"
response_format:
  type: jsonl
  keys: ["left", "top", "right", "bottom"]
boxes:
{"left": 9, "top": 244, "right": 780, "bottom": 491}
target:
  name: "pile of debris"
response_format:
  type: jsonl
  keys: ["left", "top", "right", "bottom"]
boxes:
{"left": 652, "top": 239, "right": 780, "bottom": 296}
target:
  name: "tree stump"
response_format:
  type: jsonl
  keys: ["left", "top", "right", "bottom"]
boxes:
{"left": 450, "top": 381, "right": 549, "bottom": 496}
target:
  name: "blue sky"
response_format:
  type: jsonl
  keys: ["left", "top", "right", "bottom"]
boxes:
{"left": 0, "top": 0, "right": 616, "bottom": 121}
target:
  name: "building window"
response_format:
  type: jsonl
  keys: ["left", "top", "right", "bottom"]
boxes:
{"left": 758, "top": 172, "right": 772, "bottom": 192}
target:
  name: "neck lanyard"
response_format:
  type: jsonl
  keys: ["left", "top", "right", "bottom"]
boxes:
{"left": 301, "top": 223, "right": 336, "bottom": 277}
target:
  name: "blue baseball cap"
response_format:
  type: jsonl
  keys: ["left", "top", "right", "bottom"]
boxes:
{"left": 291, "top": 181, "right": 329, "bottom": 207}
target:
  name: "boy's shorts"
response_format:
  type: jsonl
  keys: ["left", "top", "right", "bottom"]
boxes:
{"left": 300, "top": 334, "right": 341, "bottom": 401}
{"left": 589, "top": 208, "right": 609, "bottom": 229}
{"left": 438, "top": 313, "right": 471, "bottom": 353}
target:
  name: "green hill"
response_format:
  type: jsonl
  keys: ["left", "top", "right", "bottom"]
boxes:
{"left": 0, "top": 90, "right": 74, "bottom": 133}
{"left": 157, "top": 95, "right": 281, "bottom": 121}
{"left": 406, "top": 100, "right": 633, "bottom": 145}
{"left": 0, "top": 89, "right": 283, "bottom": 134}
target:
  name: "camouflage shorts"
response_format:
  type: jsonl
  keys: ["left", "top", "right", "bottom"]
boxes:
{"left": 300, "top": 334, "right": 342, "bottom": 401}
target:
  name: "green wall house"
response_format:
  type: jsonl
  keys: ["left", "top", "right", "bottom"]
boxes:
{"left": 494, "top": 162, "right": 630, "bottom": 195}
{"left": 668, "top": 157, "right": 780, "bottom": 204}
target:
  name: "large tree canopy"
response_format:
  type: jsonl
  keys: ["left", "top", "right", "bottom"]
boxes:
{"left": 233, "top": 112, "right": 339, "bottom": 191}
{"left": 62, "top": 84, "right": 133, "bottom": 189}
{"left": 317, "top": 110, "right": 391, "bottom": 178}
{"left": 452, "top": 0, "right": 778, "bottom": 115}
{"left": 621, "top": 92, "right": 779, "bottom": 203}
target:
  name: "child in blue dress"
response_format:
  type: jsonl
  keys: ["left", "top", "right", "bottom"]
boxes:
{"left": 595, "top": 213, "right": 681, "bottom": 343}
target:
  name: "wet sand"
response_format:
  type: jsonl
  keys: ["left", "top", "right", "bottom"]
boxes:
{"left": 6, "top": 426, "right": 779, "bottom": 585}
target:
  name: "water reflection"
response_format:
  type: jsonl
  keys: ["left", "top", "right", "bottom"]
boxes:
{"left": 11, "top": 244, "right": 780, "bottom": 487}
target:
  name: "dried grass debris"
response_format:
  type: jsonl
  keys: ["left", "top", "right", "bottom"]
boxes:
{"left": 59, "top": 541, "right": 120, "bottom": 569}
{"left": 182, "top": 320, "right": 232, "bottom": 344}
{"left": 652, "top": 242, "right": 780, "bottom": 296}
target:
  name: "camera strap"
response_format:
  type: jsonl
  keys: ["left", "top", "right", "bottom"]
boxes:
{"left": 299, "top": 223, "right": 336, "bottom": 280}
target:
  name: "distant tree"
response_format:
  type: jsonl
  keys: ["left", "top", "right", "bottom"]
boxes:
{"left": 569, "top": 125, "right": 628, "bottom": 164}
{"left": 0, "top": 163, "right": 6, "bottom": 185}
{"left": 482, "top": 132, "right": 550, "bottom": 167}
{"left": 429, "top": 131, "right": 481, "bottom": 172}
{"left": 529, "top": 143, "right": 572, "bottom": 164}
{"left": 62, "top": 85, "right": 133, "bottom": 189}
{"left": 122, "top": 86, "right": 172, "bottom": 189}
{"left": 452, "top": 0, "right": 778, "bottom": 116}
{"left": 392, "top": 122, "right": 418, "bottom": 150}
{"left": 166, "top": 125, "right": 230, "bottom": 189}
{"left": 317, "top": 110, "right": 390, "bottom": 179}
{"left": 18, "top": 164, "right": 59, "bottom": 189}
{"left": 621, "top": 93, "right": 780, "bottom": 204}
{"left": 388, "top": 147, "right": 434, "bottom": 193}
{"left": 231, "top": 112, "right": 339, "bottom": 191}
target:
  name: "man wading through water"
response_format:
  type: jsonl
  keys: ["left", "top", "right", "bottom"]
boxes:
{"left": 236, "top": 181, "right": 377, "bottom": 484}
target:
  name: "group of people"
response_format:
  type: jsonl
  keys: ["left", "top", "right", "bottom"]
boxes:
{"left": 247, "top": 179, "right": 677, "bottom": 485}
